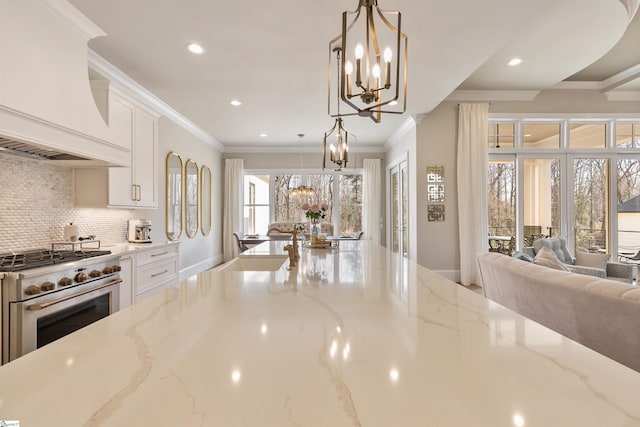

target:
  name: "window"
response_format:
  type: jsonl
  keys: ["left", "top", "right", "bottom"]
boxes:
{"left": 523, "top": 123, "right": 561, "bottom": 149}
{"left": 243, "top": 171, "right": 363, "bottom": 235}
{"left": 243, "top": 175, "right": 269, "bottom": 234}
{"left": 488, "top": 117, "right": 640, "bottom": 256}
{"left": 274, "top": 174, "right": 302, "bottom": 222}
{"left": 488, "top": 159, "right": 515, "bottom": 237}
{"left": 339, "top": 174, "right": 362, "bottom": 235}
{"left": 488, "top": 123, "right": 515, "bottom": 149}
{"left": 617, "top": 158, "right": 640, "bottom": 252}
{"left": 616, "top": 122, "right": 640, "bottom": 148}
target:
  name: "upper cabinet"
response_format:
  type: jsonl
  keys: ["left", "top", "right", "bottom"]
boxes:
{"left": 108, "top": 103, "right": 158, "bottom": 208}
{"left": 76, "top": 86, "right": 159, "bottom": 209}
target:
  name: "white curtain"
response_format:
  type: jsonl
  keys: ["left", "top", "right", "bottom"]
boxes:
{"left": 223, "top": 159, "right": 244, "bottom": 262}
{"left": 457, "top": 103, "right": 489, "bottom": 286}
{"left": 363, "top": 158, "right": 381, "bottom": 244}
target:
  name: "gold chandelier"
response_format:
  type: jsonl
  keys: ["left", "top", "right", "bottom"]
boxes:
{"left": 323, "top": 48, "right": 350, "bottom": 171}
{"left": 328, "top": 0, "right": 408, "bottom": 123}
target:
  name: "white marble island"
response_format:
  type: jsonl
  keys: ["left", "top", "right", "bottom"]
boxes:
{"left": 1, "top": 240, "right": 640, "bottom": 426}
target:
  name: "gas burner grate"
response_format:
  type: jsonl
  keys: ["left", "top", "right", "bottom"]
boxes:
{"left": 0, "top": 249, "right": 112, "bottom": 272}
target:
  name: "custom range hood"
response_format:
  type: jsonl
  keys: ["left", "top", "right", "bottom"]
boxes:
{"left": 0, "top": 0, "right": 129, "bottom": 167}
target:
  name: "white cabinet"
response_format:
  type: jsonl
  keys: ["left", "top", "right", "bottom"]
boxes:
{"left": 133, "top": 244, "right": 179, "bottom": 303}
{"left": 119, "top": 255, "right": 134, "bottom": 309}
{"left": 108, "top": 99, "right": 158, "bottom": 208}
{"left": 76, "top": 85, "right": 158, "bottom": 209}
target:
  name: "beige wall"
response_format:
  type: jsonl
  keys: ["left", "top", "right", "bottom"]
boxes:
{"left": 413, "top": 90, "right": 640, "bottom": 278}
{"left": 143, "top": 117, "right": 223, "bottom": 276}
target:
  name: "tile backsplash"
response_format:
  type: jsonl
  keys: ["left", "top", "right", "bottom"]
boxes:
{"left": 0, "top": 153, "right": 133, "bottom": 252}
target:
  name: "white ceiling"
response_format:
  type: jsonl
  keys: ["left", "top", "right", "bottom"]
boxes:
{"left": 68, "top": 0, "right": 640, "bottom": 151}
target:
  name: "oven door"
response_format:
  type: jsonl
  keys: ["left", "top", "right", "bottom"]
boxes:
{"left": 7, "top": 277, "right": 121, "bottom": 362}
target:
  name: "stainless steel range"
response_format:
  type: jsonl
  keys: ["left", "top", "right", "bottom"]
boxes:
{"left": 0, "top": 249, "right": 122, "bottom": 363}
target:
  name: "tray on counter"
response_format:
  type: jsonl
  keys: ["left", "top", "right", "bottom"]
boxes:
{"left": 303, "top": 240, "right": 338, "bottom": 249}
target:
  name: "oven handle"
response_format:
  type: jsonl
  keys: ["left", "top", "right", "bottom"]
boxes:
{"left": 26, "top": 278, "right": 123, "bottom": 311}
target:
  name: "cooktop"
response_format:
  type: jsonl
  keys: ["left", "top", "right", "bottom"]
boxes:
{"left": 0, "top": 249, "right": 113, "bottom": 272}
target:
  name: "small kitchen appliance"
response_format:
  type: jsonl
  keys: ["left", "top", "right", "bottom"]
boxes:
{"left": 128, "top": 219, "right": 152, "bottom": 243}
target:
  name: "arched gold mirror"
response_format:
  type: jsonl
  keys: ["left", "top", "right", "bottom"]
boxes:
{"left": 165, "top": 152, "right": 183, "bottom": 240}
{"left": 185, "top": 159, "right": 199, "bottom": 237}
{"left": 200, "top": 165, "right": 212, "bottom": 236}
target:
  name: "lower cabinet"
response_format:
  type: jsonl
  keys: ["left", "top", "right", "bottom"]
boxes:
{"left": 119, "top": 255, "right": 134, "bottom": 309}
{"left": 134, "top": 243, "right": 179, "bottom": 303}
{"left": 117, "top": 243, "right": 179, "bottom": 305}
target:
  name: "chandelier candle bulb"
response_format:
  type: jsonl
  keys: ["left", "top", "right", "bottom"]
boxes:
{"left": 355, "top": 43, "right": 363, "bottom": 86}
{"left": 384, "top": 47, "right": 392, "bottom": 87}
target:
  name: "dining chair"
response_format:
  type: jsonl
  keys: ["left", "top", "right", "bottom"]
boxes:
{"left": 619, "top": 249, "right": 640, "bottom": 262}
{"left": 233, "top": 232, "right": 248, "bottom": 252}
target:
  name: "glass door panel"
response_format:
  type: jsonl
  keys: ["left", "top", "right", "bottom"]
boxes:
{"left": 390, "top": 160, "right": 408, "bottom": 257}
{"left": 488, "top": 160, "right": 516, "bottom": 238}
{"left": 573, "top": 158, "right": 610, "bottom": 252}
{"left": 617, "top": 158, "right": 640, "bottom": 254}
{"left": 523, "top": 158, "right": 560, "bottom": 242}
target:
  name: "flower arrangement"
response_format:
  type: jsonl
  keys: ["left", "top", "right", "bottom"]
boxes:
{"left": 302, "top": 203, "right": 328, "bottom": 222}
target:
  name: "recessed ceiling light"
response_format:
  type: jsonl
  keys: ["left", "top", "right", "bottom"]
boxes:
{"left": 186, "top": 43, "right": 204, "bottom": 54}
{"left": 259, "top": 133, "right": 268, "bottom": 138}
{"left": 230, "top": 100, "right": 242, "bottom": 106}
{"left": 389, "top": 100, "right": 398, "bottom": 106}
{"left": 508, "top": 57, "right": 522, "bottom": 66}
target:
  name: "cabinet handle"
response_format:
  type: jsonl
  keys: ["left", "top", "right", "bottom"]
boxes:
{"left": 151, "top": 270, "right": 168, "bottom": 278}
{"left": 151, "top": 251, "right": 169, "bottom": 257}
{"left": 131, "top": 184, "right": 136, "bottom": 201}
{"left": 136, "top": 184, "right": 141, "bottom": 201}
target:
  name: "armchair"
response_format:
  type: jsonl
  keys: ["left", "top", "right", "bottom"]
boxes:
{"left": 521, "top": 237, "right": 634, "bottom": 283}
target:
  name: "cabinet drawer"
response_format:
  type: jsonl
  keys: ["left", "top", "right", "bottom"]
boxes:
{"left": 136, "top": 258, "right": 178, "bottom": 295}
{"left": 136, "top": 245, "right": 179, "bottom": 266}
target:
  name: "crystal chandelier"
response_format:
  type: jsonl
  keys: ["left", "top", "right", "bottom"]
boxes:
{"left": 328, "top": 0, "right": 408, "bottom": 123}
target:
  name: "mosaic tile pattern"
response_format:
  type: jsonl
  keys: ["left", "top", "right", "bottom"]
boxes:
{"left": 0, "top": 153, "right": 132, "bottom": 252}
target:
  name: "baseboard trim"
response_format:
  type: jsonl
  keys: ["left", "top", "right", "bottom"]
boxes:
{"left": 432, "top": 269, "right": 460, "bottom": 283}
{"left": 179, "top": 255, "right": 223, "bottom": 280}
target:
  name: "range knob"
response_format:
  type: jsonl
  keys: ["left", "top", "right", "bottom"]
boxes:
{"left": 40, "top": 281, "right": 55, "bottom": 292}
{"left": 74, "top": 272, "right": 89, "bottom": 283}
{"left": 58, "top": 277, "right": 73, "bottom": 287}
{"left": 102, "top": 266, "right": 114, "bottom": 274}
{"left": 89, "top": 270, "right": 102, "bottom": 278}
{"left": 111, "top": 265, "right": 122, "bottom": 272}
{"left": 25, "top": 285, "right": 42, "bottom": 296}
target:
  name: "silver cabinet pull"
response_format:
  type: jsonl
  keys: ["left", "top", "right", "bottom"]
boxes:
{"left": 151, "top": 251, "right": 169, "bottom": 257}
{"left": 151, "top": 270, "right": 168, "bottom": 278}
{"left": 27, "top": 279, "right": 123, "bottom": 311}
{"left": 131, "top": 184, "right": 137, "bottom": 201}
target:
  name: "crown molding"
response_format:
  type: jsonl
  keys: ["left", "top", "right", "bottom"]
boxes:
{"left": 446, "top": 90, "right": 540, "bottom": 102}
{"left": 39, "top": 0, "right": 106, "bottom": 40}
{"left": 87, "top": 50, "right": 224, "bottom": 151}
{"left": 384, "top": 117, "right": 416, "bottom": 151}
{"left": 223, "top": 144, "right": 385, "bottom": 154}
{"left": 604, "top": 90, "right": 640, "bottom": 101}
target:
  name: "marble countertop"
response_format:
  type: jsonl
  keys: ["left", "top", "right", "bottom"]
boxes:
{"left": 103, "top": 240, "right": 179, "bottom": 256}
{"left": 1, "top": 241, "right": 639, "bottom": 426}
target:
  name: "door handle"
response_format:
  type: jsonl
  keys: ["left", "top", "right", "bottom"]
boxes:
{"left": 26, "top": 279, "right": 123, "bottom": 311}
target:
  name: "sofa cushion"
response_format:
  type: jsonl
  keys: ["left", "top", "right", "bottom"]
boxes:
{"left": 575, "top": 250, "right": 609, "bottom": 270}
{"left": 512, "top": 251, "right": 534, "bottom": 262}
{"left": 533, "top": 246, "right": 570, "bottom": 271}
{"left": 533, "top": 237, "right": 574, "bottom": 264}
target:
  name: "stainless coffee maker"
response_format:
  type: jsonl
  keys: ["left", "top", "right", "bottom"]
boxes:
{"left": 128, "top": 219, "right": 152, "bottom": 243}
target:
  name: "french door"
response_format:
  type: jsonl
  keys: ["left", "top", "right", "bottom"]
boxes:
{"left": 390, "top": 160, "right": 408, "bottom": 257}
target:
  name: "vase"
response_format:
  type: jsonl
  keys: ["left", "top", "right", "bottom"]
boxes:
{"left": 310, "top": 221, "right": 320, "bottom": 244}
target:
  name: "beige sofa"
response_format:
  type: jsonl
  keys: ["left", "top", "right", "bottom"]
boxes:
{"left": 477, "top": 252, "right": 640, "bottom": 372}
{"left": 267, "top": 222, "right": 334, "bottom": 239}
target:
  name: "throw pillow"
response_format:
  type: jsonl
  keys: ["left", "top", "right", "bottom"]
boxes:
{"left": 575, "top": 251, "right": 609, "bottom": 270}
{"left": 533, "top": 246, "right": 570, "bottom": 271}
{"left": 512, "top": 251, "right": 534, "bottom": 262}
{"left": 533, "top": 237, "right": 574, "bottom": 264}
